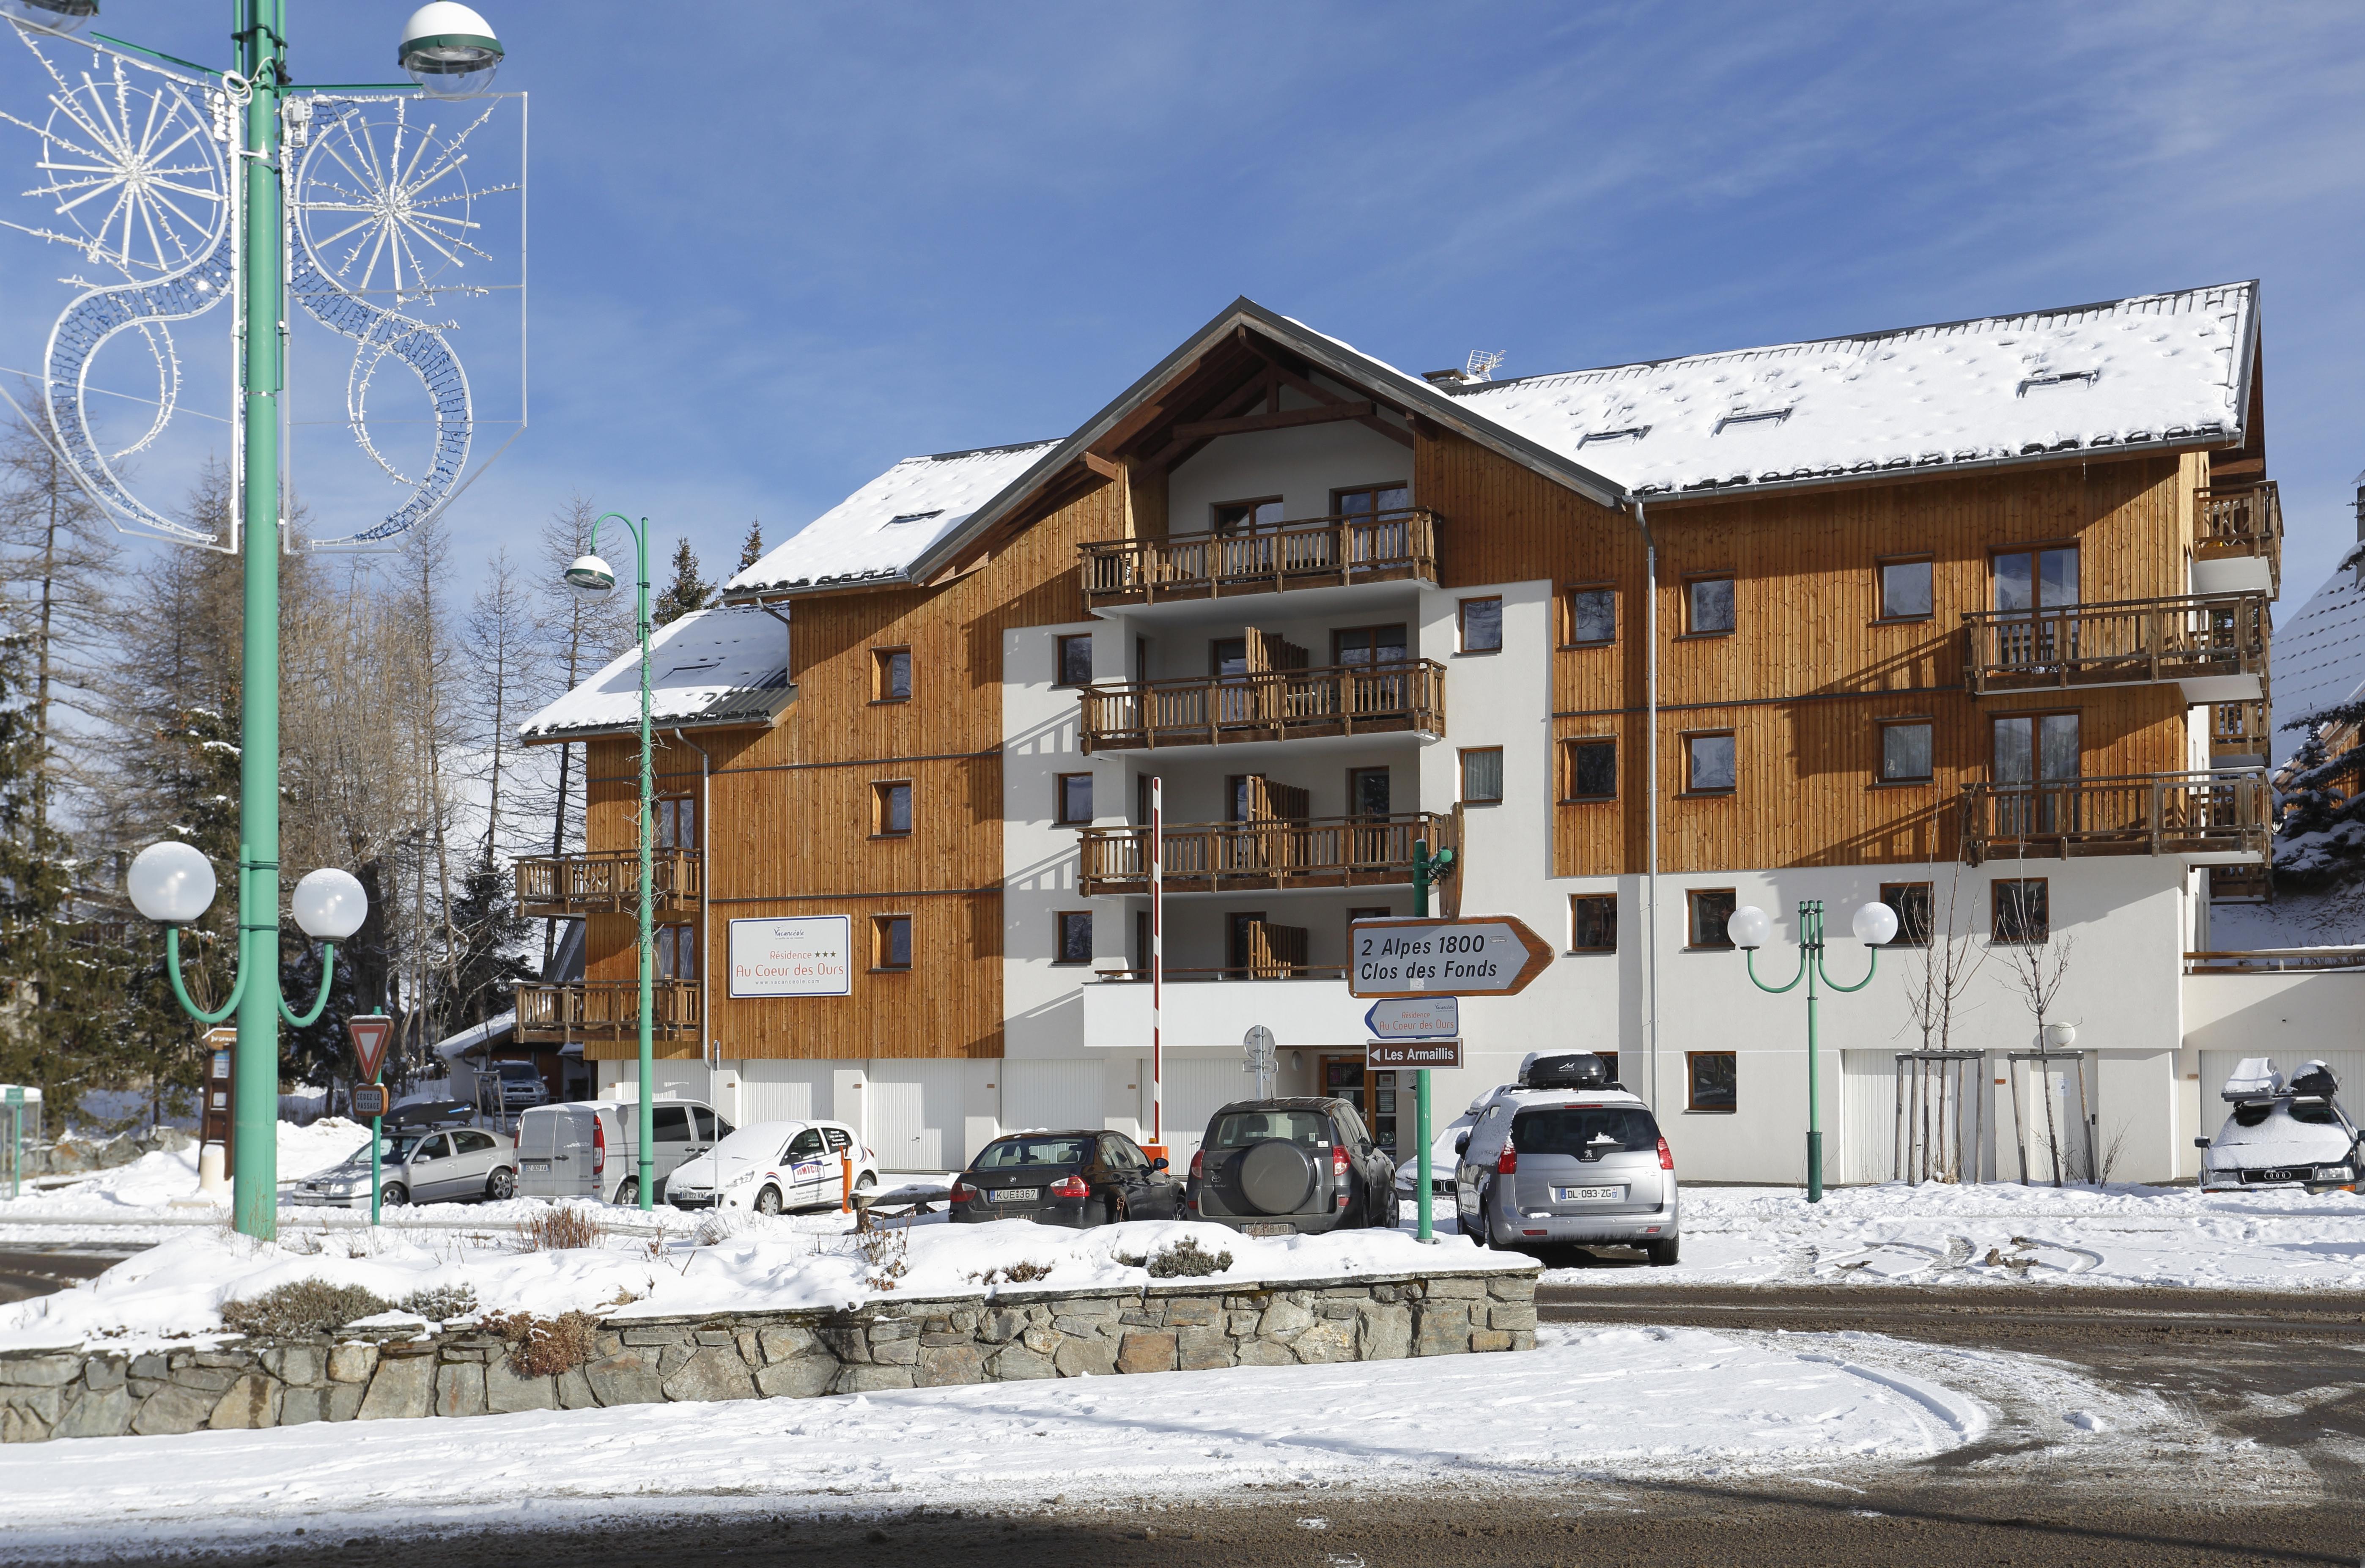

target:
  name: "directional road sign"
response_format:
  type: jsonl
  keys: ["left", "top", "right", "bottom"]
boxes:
{"left": 1364, "top": 996, "right": 1460, "bottom": 1039}
{"left": 1347, "top": 915, "right": 1554, "bottom": 999}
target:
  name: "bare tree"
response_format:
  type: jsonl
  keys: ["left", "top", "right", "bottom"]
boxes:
{"left": 527, "top": 493, "right": 629, "bottom": 968}
{"left": 1997, "top": 874, "right": 2076, "bottom": 1186}
{"left": 1895, "top": 853, "right": 1992, "bottom": 1182}
{"left": 463, "top": 548, "right": 535, "bottom": 863}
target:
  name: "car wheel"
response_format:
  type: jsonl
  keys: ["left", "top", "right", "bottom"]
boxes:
{"left": 1646, "top": 1236, "right": 1681, "bottom": 1267}
{"left": 615, "top": 1177, "right": 639, "bottom": 1206}
{"left": 753, "top": 1184, "right": 783, "bottom": 1217}
{"left": 381, "top": 1182, "right": 409, "bottom": 1207}
{"left": 856, "top": 1171, "right": 877, "bottom": 1191}
{"left": 485, "top": 1167, "right": 516, "bottom": 1201}
{"left": 1383, "top": 1188, "right": 1402, "bottom": 1230}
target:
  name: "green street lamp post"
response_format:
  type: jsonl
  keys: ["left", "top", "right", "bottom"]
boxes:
{"left": 101, "top": 1, "right": 508, "bottom": 1241}
{"left": 1728, "top": 898, "right": 1897, "bottom": 1203}
{"left": 563, "top": 517, "right": 657, "bottom": 1211}
{"left": 1410, "top": 837, "right": 1455, "bottom": 1243}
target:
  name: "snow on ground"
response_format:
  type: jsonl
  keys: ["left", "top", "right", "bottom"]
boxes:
{"left": 0, "top": 1119, "right": 371, "bottom": 1220}
{"left": 0, "top": 1215, "right": 1528, "bottom": 1353}
{"left": 1556, "top": 1181, "right": 2365, "bottom": 1291}
{"left": 2204, "top": 884, "right": 2365, "bottom": 950}
{"left": 0, "top": 1321, "right": 2136, "bottom": 1553}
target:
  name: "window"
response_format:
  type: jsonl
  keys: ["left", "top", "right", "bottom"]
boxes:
{"left": 1055, "top": 772, "right": 1094, "bottom": 826}
{"left": 652, "top": 1106, "right": 692, "bottom": 1144}
{"left": 1347, "top": 906, "right": 1393, "bottom": 946}
{"left": 872, "top": 781, "right": 913, "bottom": 837}
{"left": 1459, "top": 597, "right": 1503, "bottom": 653}
{"left": 653, "top": 795, "right": 698, "bottom": 850}
{"left": 1879, "top": 558, "right": 1934, "bottom": 621}
{"left": 1992, "top": 545, "right": 2079, "bottom": 613}
{"left": 1210, "top": 636, "right": 1249, "bottom": 677}
{"left": 1880, "top": 883, "right": 1933, "bottom": 947}
{"left": 1333, "top": 624, "right": 1408, "bottom": 666}
{"left": 1347, "top": 767, "right": 1392, "bottom": 818}
{"left": 1992, "top": 879, "right": 2049, "bottom": 944}
{"left": 1226, "top": 911, "right": 1267, "bottom": 976}
{"left": 1564, "top": 586, "right": 1616, "bottom": 647}
{"left": 655, "top": 924, "right": 699, "bottom": 980}
{"left": 1685, "top": 576, "right": 1736, "bottom": 636}
{"left": 872, "top": 914, "right": 913, "bottom": 970}
{"left": 1993, "top": 713, "right": 2080, "bottom": 783}
{"left": 1333, "top": 482, "right": 1410, "bottom": 521}
{"left": 1054, "top": 911, "right": 1093, "bottom": 965}
{"left": 1460, "top": 746, "right": 1504, "bottom": 805}
{"left": 1879, "top": 720, "right": 1934, "bottom": 783}
{"left": 454, "top": 1129, "right": 497, "bottom": 1154}
{"left": 1056, "top": 633, "right": 1094, "bottom": 688}
{"left": 1684, "top": 732, "right": 1736, "bottom": 795}
{"left": 1563, "top": 737, "right": 1617, "bottom": 800}
{"left": 1213, "top": 496, "right": 1284, "bottom": 533}
{"left": 785, "top": 1128, "right": 826, "bottom": 1159}
{"left": 1686, "top": 888, "right": 1736, "bottom": 949}
{"left": 872, "top": 647, "right": 912, "bottom": 702}
{"left": 1569, "top": 894, "right": 1616, "bottom": 953}
{"left": 1687, "top": 1051, "right": 1737, "bottom": 1113}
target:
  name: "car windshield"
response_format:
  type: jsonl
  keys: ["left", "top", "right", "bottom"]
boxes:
{"left": 1207, "top": 1110, "right": 1332, "bottom": 1149}
{"left": 973, "top": 1136, "right": 1088, "bottom": 1169}
{"left": 709, "top": 1125, "right": 798, "bottom": 1162}
{"left": 1510, "top": 1106, "right": 1660, "bottom": 1155}
{"left": 497, "top": 1064, "right": 536, "bottom": 1080}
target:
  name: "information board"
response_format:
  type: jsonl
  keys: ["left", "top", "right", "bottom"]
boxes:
{"left": 729, "top": 916, "right": 854, "bottom": 998}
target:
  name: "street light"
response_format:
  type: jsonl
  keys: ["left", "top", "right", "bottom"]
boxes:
{"left": 562, "top": 514, "right": 657, "bottom": 1211}
{"left": 129, "top": 842, "right": 361, "bottom": 1037}
{"left": 1729, "top": 897, "right": 1896, "bottom": 1203}
{"left": 398, "top": 2, "right": 505, "bottom": 97}
{"left": 0, "top": 0, "right": 94, "bottom": 34}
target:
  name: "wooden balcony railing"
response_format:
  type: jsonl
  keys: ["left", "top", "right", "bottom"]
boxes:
{"left": 1077, "top": 810, "right": 1457, "bottom": 896}
{"left": 2195, "top": 481, "right": 2282, "bottom": 595}
{"left": 1078, "top": 510, "right": 1438, "bottom": 609}
{"left": 1962, "top": 592, "right": 2269, "bottom": 696}
{"left": 2184, "top": 946, "right": 2365, "bottom": 975}
{"left": 515, "top": 850, "right": 702, "bottom": 918}
{"left": 1080, "top": 660, "right": 1446, "bottom": 752}
{"left": 2211, "top": 696, "right": 2272, "bottom": 762}
{"left": 514, "top": 979, "right": 702, "bottom": 1042}
{"left": 1959, "top": 770, "right": 2269, "bottom": 865}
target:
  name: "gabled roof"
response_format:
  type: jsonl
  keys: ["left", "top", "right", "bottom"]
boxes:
{"left": 2269, "top": 547, "right": 2365, "bottom": 762}
{"left": 518, "top": 603, "right": 793, "bottom": 742}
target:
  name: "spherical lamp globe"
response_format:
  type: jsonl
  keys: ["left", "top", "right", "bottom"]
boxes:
{"left": 563, "top": 553, "right": 617, "bottom": 599}
{"left": 127, "top": 842, "right": 217, "bottom": 926}
{"left": 398, "top": 2, "right": 502, "bottom": 98}
{"left": 291, "top": 867, "right": 368, "bottom": 941}
{"left": 1, "top": 0, "right": 99, "bottom": 36}
{"left": 2041, "top": 1022, "right": 2078, "bottom": 1051}
{"left": 1851, "top": 901, "right": 1900, "bottom": 946}
{"left": 1726, "top": 905, "right": 1772, "bottom": 950}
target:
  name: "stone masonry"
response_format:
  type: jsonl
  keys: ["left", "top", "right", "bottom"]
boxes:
{"left": 0, "top": 1266, "right": 1537, "bottom": 1443}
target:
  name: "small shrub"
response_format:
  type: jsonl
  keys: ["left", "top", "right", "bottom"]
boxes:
{"left": 515, "top": 1206, "right": 606, "bottom": 1253}
{"left": 480, "top": 1309, "right": 601, "bottom": 1377}
{"left": 1141, "top": 1237, "right": 1232, "bottom": 1279}
{"left": 219, "top": 1280, "right": 391, "bottom": 1338}
{"left": 398, "top": 1283, "right": 480, "bottom": 1321}
{"left": 853, "top": 1206, "right": 909, "bottom": 1291}
{"left": 968, "top": 1260, "right": 1054, "bottom": 1286}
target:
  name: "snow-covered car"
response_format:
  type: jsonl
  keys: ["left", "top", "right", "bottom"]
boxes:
{"left": 1456, "top": 1051, "right": 1679, "bottom": 1264}
{"left": 2198, "top": 1057, "right": 2361, "bottom": 1194}
{"left": 290, "top": 1126, "right": 516, "bottom": 1208}
{"left": 664, "top": 1119, "right": 879, "bottom": 1214}
{"left": 1395, "top": 1108, "right": 1482, "bottom": 1202}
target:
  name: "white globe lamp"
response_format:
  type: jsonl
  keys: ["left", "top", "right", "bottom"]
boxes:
{"left": 0, "top": 0, "right": 99, "bottom": 35}
{"left": 291, "top": 868, "right": 368, "bottom": 941}
{"left": 563, "top": 553, "right": 617, "bottom": 598}
{"left": 2041, "top": 1022, "right": 2078, "bottom": 1051}
{"left": 398, "top": 3, "right": 502, "bottom": 98}
{"left": 1726, "top": 905, "right": 1771, "bottom": 950}
{"left": 1851, "top": 901, "right": 1899, "bottom": 946}
{"left": 127, "top": 842, "right": 217, "bottom": 926}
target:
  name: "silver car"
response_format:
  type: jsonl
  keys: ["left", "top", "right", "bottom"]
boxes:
{"left": 291, "top": 1125, "right": 517, "bottom": 1208}
{"left": 1456, "top": 1053, "right": 1679, "bottom": 1264}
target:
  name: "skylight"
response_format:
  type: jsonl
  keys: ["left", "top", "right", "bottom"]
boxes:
{"left": 1712, "top": 408, "right": 1794, "bottom": 434}
{"left": 883, "top": 509, "right": 944, "bottom": 528}
{"left": 2017, "top": 370, "right": 2100, "bottom": 396}
{"left": 1578, "top": 426, "right": 1652, "bottom": 447}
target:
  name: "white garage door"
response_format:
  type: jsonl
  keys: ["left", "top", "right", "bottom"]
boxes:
{"left": 1162, "top": 1056, "right": 1259, "bottom": 1153}
{"left": 1002, "top": 1059, "right": 1104, "bottom": 1135}
{"left": 867, "top": 1060, "right": 966, "bottom": 1173}
{"left": 739, "top": 1061, "right": 826, "bottom": 1125}
{"left": 2199, "top": 1050, "right": 2365, "bottom": 1110}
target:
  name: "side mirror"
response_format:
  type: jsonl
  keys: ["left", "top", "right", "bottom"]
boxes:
{"left": 1151, "top": 1157, "right": 1169, "bottom": 1172}
{"left": 1453, "top": 1132, "right": 1471, "bottom": 1156}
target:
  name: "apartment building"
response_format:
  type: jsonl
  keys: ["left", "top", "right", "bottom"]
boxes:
{"left": 516, "top": 281, "right": 2278, "bottom": 1185}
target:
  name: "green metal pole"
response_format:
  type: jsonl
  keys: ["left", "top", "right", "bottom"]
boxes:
{"left": 1413, "top": 840, "right": 1434, "bottom": 1242}
{"left": 635, "top": 521, "right": 653, "bottom": 1211}
{"left": 1803, "top": 900, "right": 1822, "bottom": 1204}
{"left": 232, "top": 0, "right": 287, "bottom": 1242}
{"left": 369, "top": 1101, "right": 382, "bottom": 1226}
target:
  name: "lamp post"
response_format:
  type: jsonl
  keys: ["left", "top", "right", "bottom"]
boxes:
{"left": 562, "top": 516, "right": 656, "bottom": 1211}
{"left": 1728, "top": 898, "right": 1896, "bottom": 1203}
{"left": 1410, "top": 838, "right": 1455, "bottom": 1242}
{"left": 91, "top": 2, "right": 507, "bottom": 1243}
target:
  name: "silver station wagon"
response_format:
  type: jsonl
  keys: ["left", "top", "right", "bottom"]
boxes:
{"left": 1455, "top": 1053, "right": 1680, "bottom": 1264}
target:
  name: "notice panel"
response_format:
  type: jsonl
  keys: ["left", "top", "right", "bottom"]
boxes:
{"left": 1366, "top": 1039, "right": 1464, "bottom": 1070}
{"left": 729, "top": 916, "right": 853, "bottom": 998}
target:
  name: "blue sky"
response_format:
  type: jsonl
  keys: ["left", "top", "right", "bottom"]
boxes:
{"left": 27, "top": 2, "right": 2365, "bottom": 602}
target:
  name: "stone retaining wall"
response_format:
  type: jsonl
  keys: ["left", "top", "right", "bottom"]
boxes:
{"left": 0, "top": 1267, "right": 1537, "bottom": 1442}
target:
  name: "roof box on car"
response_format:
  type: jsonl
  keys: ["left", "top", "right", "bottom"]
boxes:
{"left": 2221, "top": 1057, "right": 2283, "bottom": 1102}
{"left": 2285, "top": 1059, "right": 2340, "bottom": 1100}
{"left": 1520, "top": 1053, "right": 1611, "bottom": 1090}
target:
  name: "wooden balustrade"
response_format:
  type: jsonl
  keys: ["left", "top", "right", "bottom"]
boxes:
{"left": 1077, "top": 811, "right": 1456, "bottom": 895}
{"left": 1080, "top": 660, "right": 1446, "bottom": 752}
{"left": 514, "top": 979, "right": 702, "bottom": 1042}
{"left": 1077, "top": 510, "right": 1439, "bottom": 608}
{"left": 2195, "top": 482, "right": 2282, "bottom": 595}
{"left": 1959, "top": 770, "right": 2269, "bottom": 864}
{"left": 514, "top": 850, "right": 702, "bottom": 917}
{"left": 2211, "top": 696, "right": 2272, "bottom": 762}
{"left": 1961, "top": 592, "right": 2268, "bottom": 696}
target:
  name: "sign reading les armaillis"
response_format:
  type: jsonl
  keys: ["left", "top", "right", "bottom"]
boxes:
{"left": 1347, "top": 915, "right": 1554, "bottom": 999}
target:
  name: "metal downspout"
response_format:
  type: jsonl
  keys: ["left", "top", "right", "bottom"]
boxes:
{"left": 673, "top": 729, "right": 714, "bottom": 1117}
{"left": 1635, "top": 499, "right": 1660, "bottom": 1115}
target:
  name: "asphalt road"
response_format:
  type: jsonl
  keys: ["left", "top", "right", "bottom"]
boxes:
{"left": 0, "top": 1246, "right": 127, "bottom": 1304}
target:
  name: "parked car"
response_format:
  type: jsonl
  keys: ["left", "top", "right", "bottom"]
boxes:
{"left": 1455, "top": 1052, "right": 1680, "bottom": 1264}
{"left": 291, "top": 1124, "right": 517, "bottom": 1207}
{"left": 1187, "top": 1097, "right": 1397, "bottom": 1236}
{"left": 666, "top": 1119, "right": 880, "bottom": 1213}
{"left": 513, "top": 1097, "right": 733, "bottom": 1206}
{"left": 479, "top": 1060, "right": 550, "bottom": 1116}
{"left": 949, "top": 1129, "right": 1181, "bottom": 1227}
{"left": 1396, "top": 1107, "right": 1483, "bottom": 1204}
{"left": 2199, "top": 1057, "right": 2361, "bottom": 1193}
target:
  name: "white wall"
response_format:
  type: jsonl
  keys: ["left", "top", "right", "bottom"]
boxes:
{"left": 1166, "top": 404, "right": 1410, "bottom": 531}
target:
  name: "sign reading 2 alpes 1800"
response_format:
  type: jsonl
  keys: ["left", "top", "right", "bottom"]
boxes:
{"left": 1347, "top": 915, "right": 1555, "bottom": 999}
{"left": 729, "top": 916, "right": 853, "bottom": 998}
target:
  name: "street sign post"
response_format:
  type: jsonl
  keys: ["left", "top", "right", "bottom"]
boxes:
{"left": 3, "top": 1086, "right": 20, "bottom": 1201}
{"left": 347, "top": 1015, "right": 395, "bottom": 1225}
{"left": 1243, "top": 1025, "right": 1277, "bottom": 1099}
{"left": 1363, "top": 996, "right": 1460, "bottom": 1039}
{"left": 1347, "top": 916, "right": 1555, "bottom": 999}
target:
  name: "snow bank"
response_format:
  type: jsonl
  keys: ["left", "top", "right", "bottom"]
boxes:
{"left": 0, "top": 1214, "right": 1527, "bottom": 1352}
{"left": 0, "top": 1119, "right": 368, "bottom": 1221}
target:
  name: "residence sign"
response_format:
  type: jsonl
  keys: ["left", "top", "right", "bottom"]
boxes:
{"left": 729, "top": 916, "right": 853, "bottom": 998}
{"left": 1347, "top": 915, "right": 1554, "bottom": 999}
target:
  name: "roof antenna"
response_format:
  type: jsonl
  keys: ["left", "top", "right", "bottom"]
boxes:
{"left": 1465, "top": 350, "right": 1506, "bottom": 383}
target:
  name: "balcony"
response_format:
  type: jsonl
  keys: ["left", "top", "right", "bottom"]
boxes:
{"left": 1078, "top": 810, "right": 1457, "bottom": 896}
{"left": 515, "top": 850, "right": 702, "bottom": 919}
{"left": 1962, "top": 592, "right": 2268, "bottom": 702}
{"left": 1959, "top": 770, "right": 2270, "bottom": 866}
{"left": 1079, "top": 510, "right": 1438, "bottom": 611}
{"left": 515, "top": 979, "right": 702, "bottom": 1044}
{"left": 1080, "top": 661, "right": 1446, "bottom": 753}
{"left": 2210, "top": 696, "right": 2272, "bottom": 767}
{"left": 2194, "top": 482, "right": 2281, "bottom": 597}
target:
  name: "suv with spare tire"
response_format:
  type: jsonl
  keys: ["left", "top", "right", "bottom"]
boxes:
{"left": 1454, "top": 1052, "right": 1680, "bottom": 1264}
{"left": 1187, "top": 1097, "right": 1399, "bottom": 1236}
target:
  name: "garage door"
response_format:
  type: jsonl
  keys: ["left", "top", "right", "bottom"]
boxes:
{"left": 1163, "top": 1056, "right": 1258, "bottom": 1153}
{"left": 2199, "top": 1049, "right": 2365, "bottom": 1110}
{"left": 739, "top": 1061, "right": 826, "bottom": 1125}
{"left": 867, "top": 1060, "right": 966, "bottom": 1173}
{"left": 1002, "top": 1059, "right": 1104, "bottom": 1135}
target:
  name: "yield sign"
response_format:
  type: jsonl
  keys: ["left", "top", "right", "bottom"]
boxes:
{"left": 348, "top": 1014, "right": 395, "bottom": 1084}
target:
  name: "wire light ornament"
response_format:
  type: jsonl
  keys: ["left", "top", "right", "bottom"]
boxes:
{"left": 0, "top": 22, "right": 523, "bottom": 550}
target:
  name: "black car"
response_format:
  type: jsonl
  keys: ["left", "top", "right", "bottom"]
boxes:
{"left": 948, "top": 1129, "right": 1183, "bottom": 1226}
{"left": 1188, "top": 1097, "right": 1398, "bottom": 1236}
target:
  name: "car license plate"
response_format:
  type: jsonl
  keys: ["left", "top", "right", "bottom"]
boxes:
{"left": 990, "top": 1188, "right": 1039, "bottom": 1203}
{"left": 524, "top": 1161, "right": 549, "bottom": 1173}
{"left": 1243, "top": 1223, "right": 1292, "bottom": 1237}
{"left": 1553, "top": 1185, "right": 1625, "bottom": 1202}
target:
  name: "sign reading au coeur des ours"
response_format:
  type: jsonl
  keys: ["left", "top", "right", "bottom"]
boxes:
{"left": 728, "top": 916, "right": 853, "bottom": 998}
{"left": 1347, "top": 915, "right": 1553, "bottom": 1000}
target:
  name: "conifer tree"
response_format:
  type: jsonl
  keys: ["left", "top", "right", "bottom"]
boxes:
{"left": 651, "top": 538, "right": 712, "bottom": 627}
{"left": 737, "top": 520, "right": 764, "bottom": 571}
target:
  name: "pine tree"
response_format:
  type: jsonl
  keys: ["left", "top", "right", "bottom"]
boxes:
{"left": 651, "top": 538, "right": 712, "bottom": 627}
{"left": 2273, "top": 699, "right": 2365, "bottom": 885}
{"left": 436, "top": 849, "right": 534, "bottom": 1029}
{"left": 737, "top": 520, "right": 764, "bottom": 571}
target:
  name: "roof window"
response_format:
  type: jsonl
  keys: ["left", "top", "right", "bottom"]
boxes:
{"left": 1712, "top": 408, "right": 1793, "bottom": 434}
{"left": 1578, "top": 426, "right": 1652, "bottom": 447}
{"left": 2017, "top": 370, "right": 2099, "bottom": 396}
{"left": 883, "top": 509, "right": 944, "bottom": 528}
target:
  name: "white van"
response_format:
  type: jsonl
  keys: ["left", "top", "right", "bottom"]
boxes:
{"left": 514, "top": 1097, "right": 731, "bottom": 1206}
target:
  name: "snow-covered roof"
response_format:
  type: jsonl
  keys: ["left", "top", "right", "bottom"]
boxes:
{"left": 2268, "top": 548, "right": 2365, "bottom": 759}
{"left": 726, "top": 440, "right": 1062, "bottom": 597}
{"left": 518, "top": 603, "right": 792, "bottom": 742}
{"left": 1448, "top": 282, "right": 2258, "bottom": 499}
{"left": 434, "top": 1010, "right": 516, "bottom": 1061}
